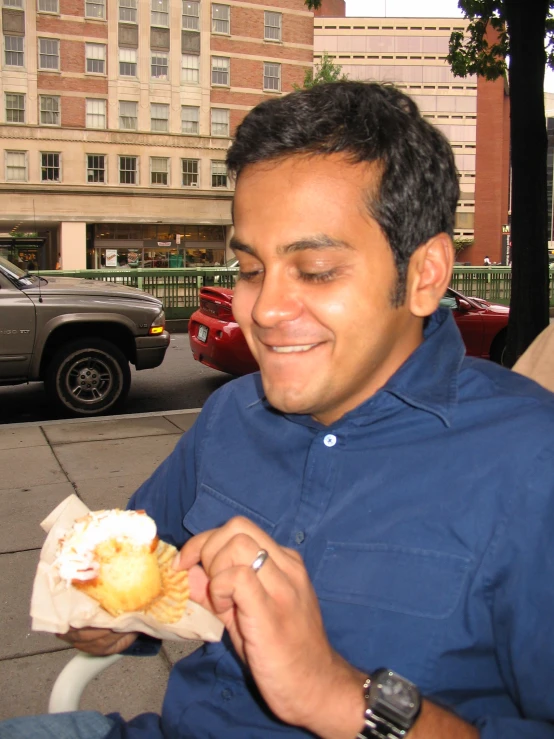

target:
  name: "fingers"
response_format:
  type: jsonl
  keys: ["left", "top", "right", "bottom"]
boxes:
{"left": 176, "top": 516, "right": 300, "bottom": 577}
{"left": 56, "top": 627, "right": 138, "bottom": 656}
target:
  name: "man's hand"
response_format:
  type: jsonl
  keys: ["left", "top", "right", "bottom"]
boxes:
{"left": 174, "top": 516, "right": 367, "bottom": 738}
{"left": 56, "top": 627, "right": 138, "bottom": 656}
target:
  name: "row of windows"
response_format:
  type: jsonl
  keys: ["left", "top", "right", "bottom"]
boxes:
{"left": 2, "top": 39, "right": 282, "bottom": 90}
{"left": 3, "top": 151, "right": 229, "bottom": 188}
{"left": 3, "top": 0, "right": 282, "bottom": 40}
{"left": 4, "top": 93, "right": 235, "bottom": 135}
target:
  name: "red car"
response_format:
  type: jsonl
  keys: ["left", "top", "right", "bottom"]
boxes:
{"left": 188, "top": 286, "right": 509, "bottom": 376}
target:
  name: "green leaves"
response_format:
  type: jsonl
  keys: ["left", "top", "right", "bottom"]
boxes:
{"left": 294, "top": 52, "right": 348, "bottom": 91}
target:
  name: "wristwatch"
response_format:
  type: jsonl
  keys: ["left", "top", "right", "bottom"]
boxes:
{"left": 357, "top": 668, "right": 422, "bottom": 739}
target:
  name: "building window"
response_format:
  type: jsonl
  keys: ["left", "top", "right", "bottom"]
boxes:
{"left": 85, "top": 43, "right": 106, "bottom": 74}
{"left": 87, "top": 154, "right": 105, "bottom": 183}
{"left": 119, "top": 0, "right": 136, "bottom": 23}
{"left": 41, "top": 152, "right": 61, "bottom": 181}
{"left": 38, "top": 0, "right": 58, "bottom": 11}
{"left": 119, "top": 156, "right": 137, "bottom": 184}
{"left": 39, "top": 95, "right": 60, "bottom": 125}
{"left": 211, "top": 4, "right": 229, "bottom": 33}
{"left": 3, "top": 0, "right": 23, "bottom": 7}
{"left": 151, "top": 103, "right": 169, "bottom": 132}
{"left": 182, "top": 158, "right": 199, "bottom": 187}
{"left": 5, "top": 93, "right": 25, "bottom": 123}
{"left": 119, "top": 48, "right": 137, "bottom": 76}
{"left": 151, "top": 0, "right": 168, "bottom": 27}
{"left": 211, "top": 108, "right": 229, "bottom": 136}
{"left": 211, "top": 160, "right": 227, "bottom": 188}
{"left": 85, "top": 0, "right": 105, "bottom": 18}
{"left": 264, "top": 11, "right": 281, "bottom": 41}
{"left": 4, "top": 35, "right": 24, "bottom": 66}
{"left": 151, "top": 156, "right": 168, "bottom": 185}
{"left": 181, "top": 54, "right": 199, "bottom": 83}
{"left": 5, "top": 151, "right": 27, "bottom": 182}
{"left": 181, "top": 105, "right": 199, "bottom": 134}
{"left": 211, "top": 56, "right": 229, "bottom": 86}
{"left": 182, "top": 1, "right": 199, "bottom": 30}
{"left": 38, "top": 38, "right": 59, "bottom": 70}
{"left": 151, "top": 53, "right": 168, "bottom": 79}
{"left": 119, "top": 100, "right": 138, "bottom": 129}
{"left": 86, "top": 99, "right": 106, "bottom": 128}
{"left": 263, "top": 62, "right": 280, "bottom": 91}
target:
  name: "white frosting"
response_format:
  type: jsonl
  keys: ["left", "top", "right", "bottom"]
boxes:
{"left": 54, "top": 509, "right": 157, "bottom": 584}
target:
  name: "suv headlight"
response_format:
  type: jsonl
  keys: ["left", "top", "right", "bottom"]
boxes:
{"left": 149, "top": 310, "right": 166, "bottom": 335}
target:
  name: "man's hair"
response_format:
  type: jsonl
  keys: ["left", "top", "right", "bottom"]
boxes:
{"left": 226, "top": 81, "right": 460, "bottom": 305}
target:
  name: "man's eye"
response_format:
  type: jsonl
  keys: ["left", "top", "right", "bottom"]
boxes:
{"left": 238, "top": 269, "right": 263, "bottom": 282}
{"left": 299, "top": 269, "right": 337, "bottom": 284}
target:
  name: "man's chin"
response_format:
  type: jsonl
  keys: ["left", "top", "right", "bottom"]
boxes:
{"left": 261, "top": 382, "right": 316, "bottom": 417}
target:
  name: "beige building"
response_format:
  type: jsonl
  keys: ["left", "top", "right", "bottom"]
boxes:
{"left": 314, "top": 16, "right": 510, "bottom": 264}
{"left": 0, "top": 0, "right": 313, "bottom": 269}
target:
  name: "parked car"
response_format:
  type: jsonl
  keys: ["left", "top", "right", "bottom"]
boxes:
{"left": 188, "top": 285, "right": 509, "bottom": 376}
{"left": 0, "top": 256, "right": 170, "bottom": 416}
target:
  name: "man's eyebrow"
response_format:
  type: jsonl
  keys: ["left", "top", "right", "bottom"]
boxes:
{"left": 229, "top": 234, "right": 353, "bottom": 256}
{"left": 229, "top": 237, "right": 255, "bottom": 255}
{"left": 278, "top": 235, "right": 354, "bottom": 254}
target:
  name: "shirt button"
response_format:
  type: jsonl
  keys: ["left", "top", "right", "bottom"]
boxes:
{"left": 323, "top": 434, "right": 337, "bottom": 447}
{"left": 221, "top": 688, "right": 233, "bottom": 701}
{"left": 295, "top": 531, "right": 305, "bottom": 544}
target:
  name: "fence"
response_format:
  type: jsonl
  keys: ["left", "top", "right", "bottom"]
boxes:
{"left": 36, "top": 266, "right": 554, "bottom": 317}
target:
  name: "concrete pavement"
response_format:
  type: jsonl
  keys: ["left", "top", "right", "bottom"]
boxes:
{"left": 0, "top": 409, "right": 203, "bottom": 722}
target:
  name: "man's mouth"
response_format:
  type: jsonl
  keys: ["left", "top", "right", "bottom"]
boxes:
{"left": 270, "top": 344, "right": 319, "bottom": 354}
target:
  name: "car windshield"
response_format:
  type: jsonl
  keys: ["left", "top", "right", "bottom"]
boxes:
{"left": 0, "top": 255, "right": 39, "bottom": 287}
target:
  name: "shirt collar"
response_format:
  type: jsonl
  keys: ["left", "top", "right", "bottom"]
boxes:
{"left": 376, "top": 308, "right": 465, "bottom": 428}
{"left": 250, "top": 308, "right": 465, "bottom": 429}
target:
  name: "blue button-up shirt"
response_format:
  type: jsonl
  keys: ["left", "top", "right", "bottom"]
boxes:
{"left": 109, "top": 309, "right": 554, "bottom": 738}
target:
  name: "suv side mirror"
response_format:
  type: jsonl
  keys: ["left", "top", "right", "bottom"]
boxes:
{"left": 457, "top": 298, "right": 472, "bottom": 311}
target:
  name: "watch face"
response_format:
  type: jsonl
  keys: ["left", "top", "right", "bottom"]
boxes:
{"left": 371, "top": 669, "right": 421, "bottom": 725}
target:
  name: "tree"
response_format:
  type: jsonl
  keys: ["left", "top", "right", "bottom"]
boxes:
{"left": 294, "top": 51, "right": 348, "bottom": 90}
{"left": 447, "top": 0, "right": 554, "bottom": 365}
{"left": 305, "top": 0, "right": 554, "bottom": 364}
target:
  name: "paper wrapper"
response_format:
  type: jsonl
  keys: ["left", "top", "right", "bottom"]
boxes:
{"left": 30, "top": 494, "right": 224, "bottom": 643}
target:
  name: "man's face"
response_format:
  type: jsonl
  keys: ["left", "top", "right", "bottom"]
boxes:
{"left": 231, "top": 153, "right": 425, "bottom": 425}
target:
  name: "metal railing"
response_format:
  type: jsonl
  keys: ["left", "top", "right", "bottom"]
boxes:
{"left": 35, "top": 266, "right": 554, "bottom": 317}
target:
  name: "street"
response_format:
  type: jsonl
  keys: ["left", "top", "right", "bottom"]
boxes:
{"left": 0, "top": 334, "right": 233, "bottom": 424}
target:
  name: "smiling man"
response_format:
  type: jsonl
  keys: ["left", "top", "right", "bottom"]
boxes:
{"left": 4, "top": 82, "right": 554, "bottom": 739}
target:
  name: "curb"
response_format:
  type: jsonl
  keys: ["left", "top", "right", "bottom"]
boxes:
{"left": 0, "top": 407, "right": 203, "bottom": 430}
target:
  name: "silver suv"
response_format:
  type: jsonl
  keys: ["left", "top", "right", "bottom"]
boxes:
{"left": 0, "top": 256, "right": 169, "bottom": 417}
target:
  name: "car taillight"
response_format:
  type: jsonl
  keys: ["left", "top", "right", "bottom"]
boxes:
{"left": 200, "top": 297, "right": 233, "bottom": 319}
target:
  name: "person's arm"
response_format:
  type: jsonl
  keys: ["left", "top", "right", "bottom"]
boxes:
{"left": 176, "top": 517, "right": 478, "bottom": 739}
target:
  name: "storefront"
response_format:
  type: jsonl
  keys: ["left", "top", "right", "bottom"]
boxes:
{"left": 90, "top": 224, "right": 227, "bottom": 269}
{"left": 0, "top": 235, "right": 48, "bottom": 269}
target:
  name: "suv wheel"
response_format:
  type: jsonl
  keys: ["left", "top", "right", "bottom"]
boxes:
{"left": 45, "top": 338, "right": 131, "bottom": 416}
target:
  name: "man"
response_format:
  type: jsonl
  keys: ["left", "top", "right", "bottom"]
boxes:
{"left": 4, "top": 81, "right": 554, "bottom": 738}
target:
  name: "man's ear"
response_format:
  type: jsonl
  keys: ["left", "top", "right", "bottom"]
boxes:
{"left": 406, "top": 233, "right": 454, "bottom": 317}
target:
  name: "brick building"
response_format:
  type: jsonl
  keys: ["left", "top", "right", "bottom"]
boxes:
{"left": 314, "top": 4, "right": 510, "bottom": 265}
{"left": 0, "top": 0, "right": 313, "bottom": 269}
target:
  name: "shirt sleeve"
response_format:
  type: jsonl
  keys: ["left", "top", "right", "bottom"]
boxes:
{"left": 474, "top": 444, "right": 554, "bottom": 737}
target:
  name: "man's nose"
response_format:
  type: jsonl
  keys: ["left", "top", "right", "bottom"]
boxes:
{"left": 251, "top": 272, "right": 301, "bottom": 327}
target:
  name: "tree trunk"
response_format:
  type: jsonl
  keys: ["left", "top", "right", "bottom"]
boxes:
{"left": 504, "top": 0, "right": 549, "bottom": 366}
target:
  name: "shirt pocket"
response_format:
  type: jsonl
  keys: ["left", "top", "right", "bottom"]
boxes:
{"left": 313, "top": 541, "right": 471, "bottom": 619}
{"left": 183, "top": 482, "right": 277, "bottom": 537}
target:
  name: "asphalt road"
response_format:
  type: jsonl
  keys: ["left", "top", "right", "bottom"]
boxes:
{"left": 0, "top": 334, "right": 233, "bottom": 425}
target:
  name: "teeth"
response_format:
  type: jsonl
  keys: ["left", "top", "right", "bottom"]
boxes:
{"left": 271, "top": 344, "right": 317, "bottom": 353}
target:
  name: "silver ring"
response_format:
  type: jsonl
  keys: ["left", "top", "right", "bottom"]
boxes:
{"left": 251, "top": 549, "right": 269, "bottom": 574}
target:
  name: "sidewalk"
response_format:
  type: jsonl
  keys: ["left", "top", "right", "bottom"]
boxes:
{"left": 0, "top": 409, "right": 202, "bottom": 722}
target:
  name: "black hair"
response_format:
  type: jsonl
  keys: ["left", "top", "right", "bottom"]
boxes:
{"left": 226, "top": 81, "right": 460, "bottom": 305}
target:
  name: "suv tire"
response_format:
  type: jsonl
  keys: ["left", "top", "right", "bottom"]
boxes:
{"left": 45, "top": 338, "right": 131, "bottom": 417}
